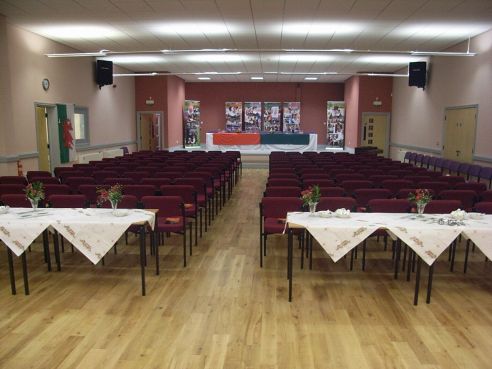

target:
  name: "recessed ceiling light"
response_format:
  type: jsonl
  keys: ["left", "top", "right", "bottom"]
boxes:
{"left": 33, "top": 25, "right": 122, "bottom": 40}
{"left": 250, "top": 76, "right": 263, "bottom": 80}
{"left": 304, "top": 77, "right": 318, "bottom": 80}
{"left": 278, "top": 54, "right": 334, "bottom": 62}
{"left": 152, "top": 22, "right": 230, "bottom": 36}
{"left": 280, "top": 22, "right": 361, "bottom": 36}
{"left": 187, "top": 54, "right": 243, "bottom": 63}
{"left": 197, "top": 77, "right": 211, "bottom": 80}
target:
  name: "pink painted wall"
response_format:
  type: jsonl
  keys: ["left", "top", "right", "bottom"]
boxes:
{"left": 184, "top": 82, "right": 344, "bottom": 144}
{"left": 391, "top": 28, "right": 492, "bottom": 164}
{"left": 344, "top": 76, "right": 360, "bottom": 149}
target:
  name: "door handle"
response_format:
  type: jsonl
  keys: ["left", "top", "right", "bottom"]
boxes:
{"left": 456, "top": 150, "right": 461, "bottom": 156}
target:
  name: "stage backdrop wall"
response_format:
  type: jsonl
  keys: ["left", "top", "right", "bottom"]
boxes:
{"left": 185, "top": 82, "right": 344, "bottom": 145}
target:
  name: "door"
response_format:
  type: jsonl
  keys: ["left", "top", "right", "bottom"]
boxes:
{"left": 443, "top": 106, "right": 477, "bottom": 162}
{"left": 361, "top": 113, "right": 390, "bottom": 157}
{"left": 137, "top": 112, "right": 162, "bottom": 151}
{"left": 35, "top": 106, "right": 50, "bottom": 171}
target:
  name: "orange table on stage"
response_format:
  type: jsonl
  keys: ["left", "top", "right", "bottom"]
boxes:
{"left": 212, "top": 133, "right": 260, "bottom": 145}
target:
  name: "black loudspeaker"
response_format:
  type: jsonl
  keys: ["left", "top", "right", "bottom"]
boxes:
{"left": 96, "top": 60, "right": 113, "bottom": 88}
{"left": 408, "top": 61, "right": 426, "bottom": 89}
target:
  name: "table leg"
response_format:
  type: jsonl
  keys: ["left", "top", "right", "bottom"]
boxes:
{"left": 153, "top": 230, "right": 159, "bottom": 276}
{"left": 394, "top": 239, "right": 401, "bottom": 280}
{"left": 140, "top": 225, "right": 146, "bottom": 296}
{"left": 7, "top": 248, "right": 16, "bottom": 295}
{"left": 288, "top": 228, "right": 293, "bottom": 302}
{"left": 414, "top": 257, "right": 422, "bottom": 305}
{"left": 21, "top": 253, "right": 29, "bottom": 295}
{"left": 406, "top": 249, "right": 413, "bottom": 282}
{"left": 426, "top": 263, "right": 434, "bottom": 304}
{"left": 43, "top": 230, "right": 51, "bottom": 272}
{"left": 53, "top": 231, "right": 61, "bottom": 271}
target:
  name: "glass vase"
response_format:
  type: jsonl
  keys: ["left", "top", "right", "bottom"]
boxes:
{"left": 110, "top": 199, "right": 118, "bottom": 211}
{"left": 308, "top": 202, "right": 318, "bottom": 214}
{"left": 29, "top": 198, "right": 39, "bottom": 211}
{"left": 416, "top": 202, "right": 426, "bottom": 215}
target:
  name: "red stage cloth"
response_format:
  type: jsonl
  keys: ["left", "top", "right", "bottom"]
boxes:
{"left": 213, "top": 133, "right": 260, "bottom": 145}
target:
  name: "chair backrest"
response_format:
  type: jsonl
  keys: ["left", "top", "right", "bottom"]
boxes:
{"left": 474, "top": 201, "right": 492, "bottom": 214}
{"left": 301, "top": 174, "right": 332, "bottom": 181}
{"left": 395, "top": 188, "right": 418, "bottom": 199}
{"left": 468, "top": 164, "right": 482, "bottom": 180}
{"left": 317, "top": 197, "right": 357, "bottom": 212}
{"left": 457, "top": 163, "right": 471, "bottom": 178}
{"left": 64, "top": 176, "right": 96, "bottom": 189}
{"left": 335, "top": 173, "right": 365, "bottom": 183}
{"left": 454, "top": 182, "right": 487, "bottom": 194}
{"left": 26, "top": 171, "right": 52, "bottom": 181}
{"left": 99, "top": 195, "right": 138, "bottom": 209}
{"left": 77, "top": 185, "right": 103, "bottom": 205}
{"left": 141, "top": 195, "right": 183, "bottom": 217}
{"left": 403, "top": 175, "right": 432, "bottom": 184}
{"left": 368, "top": 174, "right": 398, "bottom": 186}
{"left": 159, "top": 185, "right": 196, "bottom": 204}
{"left": 380, "top": 179, "right": 414, "bottom": 196}
{"left": 417, "top": 181, "right": 450, "bottom": 196}
{"left": 479, "top": 167, "right": 492, "bottom": 182}
{"left": 439, "top": 190, "right": 477, "bottom": 210}
{"left": 0, "top": 184, "right": 25, "bottom": 196}
{"left": 44, "top": 184, "right": 71, "bottom": 198}
{"left": 48, "top": 194, "right": 87, "bottom": 208}
{"left": 341, "top": 180, "right": 374, "bottom": 195}
{"left": 0, "top": 176, "right": 28, "bottom": 185}
{"left": 140, "top": 178, "right": 172, "bottom": 189}
{"left": 480, "top": 190, "right": 492, "bottom": 202}
{"left": 424, "top": 200, "right": 462, "bottom": 214}
{"left": 154, "top": 171, "right": 183, "bottom": 179}
{"left": 367, "top": 199, "right": 411, "bottom": 213}
{"left": 103, "top": 177, "right": 134, "bottom": 186}
{"left": 260, "top": 197, "right": 303, "bottom": 218}
{"left": 92, "top": 170, "right": 118, "bottom": 183}
{"left": 436, "top": 175, "right": 466, "bottom": 187}
{"left": 30, "top": 176, "right": 60, "bottom": 185}
{"left": 353, "top": 188, "right": 392, "bottom": 207}
{"left": 123, "top": 185, "right": 155, "bottom": 200}
{"left": 0, "top": 194, "right": 32, "bottom": 207}
{"left": 58, "top": 170, "right": 85, "bottom": 183}
{"left": 302, "top": 178, "right": 335, "bottom": 188}
{"left": 264, "top": 186, "right": 301, "bottom": 197}
{"left": 124, "top": 171, "right": 150, "bottom": 182}
{"left": 319, "top": 186, "right": 345, "bottom": 197}
{"left": 266, "top": 178, "right": 301, "bottom": 187}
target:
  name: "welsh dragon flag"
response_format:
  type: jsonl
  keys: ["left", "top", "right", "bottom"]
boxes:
{"left": 57, "top": 104, "right": 77, "bottom": 164}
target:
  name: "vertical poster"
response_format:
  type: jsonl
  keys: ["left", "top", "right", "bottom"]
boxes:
{"left": 183, "top": 100, "right": 200, "bottom": 147}
{"left": 244, "top": 102, "right": 262, "bottom": 132}
{"left": 326, "top": 101, "right": 345, "bottom": 149}
{"left": 282, "top": 102, "right": 301, "bottom": 133}
{"left": 225, "top": 102, "right": 242, "bottom": 132}
{"left": 263, "top": 102, "right": 281, "bottom": 132}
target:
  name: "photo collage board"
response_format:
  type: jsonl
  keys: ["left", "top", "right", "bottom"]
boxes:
{"left": 224, "top": 101, "right": 300, "bottom": 132}
{"left": 326, "top": 101, "right": 346, "bottom": 149}
{"left": 183, "top": 100, "right": 201, "bottom": 148}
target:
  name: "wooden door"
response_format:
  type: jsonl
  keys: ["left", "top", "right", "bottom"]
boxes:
{"left": 35, "top": 106, "right": 50, "bottom": 171}
{"left": 361, "top": 114, "right": 389, "bottom": 157}
{"left": 139, "top": 114, "right": 152, "bottom": 150}
{"left": 443, "top": 107, "right": 477, "bottom": 162}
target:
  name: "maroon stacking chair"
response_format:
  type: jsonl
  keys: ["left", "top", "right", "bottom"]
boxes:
{"left": 302, "top": 179, "right": 335, "bottom": 189}
{"left": 317, "top": 197, "right": 357, "bottom": 212}
{"left": 417, "top": 181, "right": 449, "bottom": 196}
{"left": 141, "top": 196, "right": 192, "bottom": 267}
{"left": 0, "top": 184, "right": 25, "bottom": 196}
{"left": 454, "top": 182, "right": 487, "bottom": 194}
{"left": 1, "top": 194, "right": 32, "bottom": 207}
{"left": 154, "top": 171, "right": 183, "bottom": 180}
{"left": 44, "top": 184, "right": 71, "bottom": 199}
{"left": 123, "top": 171, "right": 150, "bottom": 183}
{"left": 329, "top": 169, "right": 354, "bottom": 177}
{"left": 341, "top": 180, "right": 374, "bottom": 196}
{"left": 301, "top": 174, "right": 332, "bottom": 181}
{"left": 388, "top": 170, "right": 413, "bottom": 177}
{"left": 439, "top": 190, "right": 477, "bottom": 211}
{"left": 30, "top": 176, "right": 60, "bottom": 185}
{"left": 266, "top": 178, "right": 301, "bottom": 188}
{"left": 360, "top": 169, "right": 383, "bottom": 177}
{"left": 479, "top": 190, "right": 492, "bottom": 202}
{"left": 58, "top": 171, "right": 84, "bottom": 184}
{"left": 380, "top": 179, "right": 414, "bottom": 197}
{"left": 140, "top": 178, "right": 172, "bottom": 190}
{"left": 268, "top": 173, "right": 299, "bottom": 180}
{"left": 474, "top": 201, "right": 492, "bottom": 214}
{"left": 92, "top": 170, "right": 118, "bottom": 184}
{"left": 264, "top": 186, "right": 301, "bottom": 197}
{"left": 78, "top": 184, "right": 104, "bottom": 206}
{"left": 103, "top": 177, "right": 134, "bottom": 186}
{"left": 176, "top": 176, "right": 213, "bottom": 229}
{"left": 0, "top": 176, "right": 28, "bottom": 185}
{"left": 48, "top": 194, "right": 87, "bottom": 208}
{"left": 160, "top": 185, "right": 199, "bottom": 246}
{"left": 123, "top": 185, "right": 155, "bottom": 202}
{"left": 353, "top": 188, "right": 392, "bottom": 211}
{"left": 437, "top": 175, "right": 466, "bottom": 187}
{"left": 404, "top": 175, "right": 432, "bottom": 184}
{"left": 368, "top": 175, "right": 398, "bottom": 187}
{"left": 259, "top": 197, "right": 303, "bottom": 267}
{"left": 64, "top": 176, "right": 96, "bottom": 192}
{"left": 319, "top": 186, "right": 345, "bottom": 197}
{"left": 335, "top": 173, "right": 365, "bottom": 183}
{"left": 26, "top": 171, "right": 52, "bottom": 182}
{"left": 424, "top": 200, "right": 461, "bottom": 214}
{"left": 479, "top": 167, "right": 492, "bottom": 189}
{"left": 395, "top": 188, "right": 422, "bottom": 199}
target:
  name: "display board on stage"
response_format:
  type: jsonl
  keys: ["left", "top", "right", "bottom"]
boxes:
{"left": 263, "top": 102, "right": 281, "bottom": 132}
{"left": 244, "top": 102, "right": 262, "bottom": 132}
{"left": 225, "top": 102, "right": 242, "bottom": 132}
{"left": 326, "top": 101, "right": 345, "bottom": 149}
{"left": 183, "top": 100, "right": 200, "bottom": 147}
{"left": 283, "top": 102, "right": 301, "bottom": 133}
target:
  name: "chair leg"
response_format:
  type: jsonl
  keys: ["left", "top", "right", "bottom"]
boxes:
{"left": 263, "top": 234, "right": 267, "bottom": 256}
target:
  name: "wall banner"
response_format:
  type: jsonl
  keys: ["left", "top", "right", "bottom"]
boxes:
{"left": 183, "top": 100, "right": 201, "bottom": 147}
{"left": 225, "top": 102, "right": 242, "bottom": 132}
{"left": 282, "top": 102, "right": 301, "bottom": 133}
{"left": 326, "top": 101, "right": 345, "bottom": 149}
{"left": 244, "top": 102, "right": 262, "bottom": 132}
{"left": 263, "top": 102, "right": 281, "bottom": 132}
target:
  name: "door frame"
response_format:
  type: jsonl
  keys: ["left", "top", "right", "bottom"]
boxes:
{"left": 360, "top": 112, "right": 391, "bottom": 157}
{"left": 34, "top": 102, "right": 60, "bottom": 172}
{"left": 136, "top": 111, "right": 164, "bottom": 151}
{"left": 442, "top": 104, "right": 478, "bottom": 159}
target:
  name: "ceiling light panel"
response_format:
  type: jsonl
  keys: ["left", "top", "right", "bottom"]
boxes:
{"left": 186, "top": 53, "right": 245, "bottom": 63}
{"left": 103, "top": 55, "right": 165, "bottom": 64}
{"left": 31, "top": 25, "right": 123, "bottom": 40}
{"left": 150, "top": 22, "right": 231, "bottom": 36}
{"left": 280, "top": 22, "right": 363, "bottom": 36}
{"left": 357, "top": 55, "right": 423, "bottom": 65}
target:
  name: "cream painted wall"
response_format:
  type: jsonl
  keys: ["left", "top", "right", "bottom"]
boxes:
{"left": 0, "top": 20, "right": 136, "bottom": 175}
{"left": 391, "top": 29, "right": 492, "bottom": 164}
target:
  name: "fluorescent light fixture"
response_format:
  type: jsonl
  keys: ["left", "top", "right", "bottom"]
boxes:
{"left": 358, "top": 55, "right": 420, "bottom": 64}
{"left": 396, "top": 24, "right": 489, "bottom": 39}
{"left": 187, "top": 54, "right": 243, "bottom": 63}
{"left": 278, "top": 54, "right": 334, "bottom": 62}
{"left": 281, "top": 22, "right": 361, "bottom": 36}
{"left": 197, "top": 77, "right": 211, "bottom": 80}
{"left": 103, "top": 55, "right": 164, "bottom": 64}
{"left": 34, "top": 25, "right": 121, "bottom": 40}
{"left": 250, "top": 76, "right": 263, "bottom": 80}
{"left": 304, "top": 77, "right": 318, "bottom": 80}
{"left": 411, "top": 51, "right": 476, "bottom": 56}
{"left": 152, "top": 22, "right": 230, "bottom": 36}
{"left": 193, "top": 72, "right": 241, "bottom": 75}
{"left": 46, "top": 49, "right": 109, "bottom": 58}
{"left": 113, "top": 72, "right": 159, "bottom": 77}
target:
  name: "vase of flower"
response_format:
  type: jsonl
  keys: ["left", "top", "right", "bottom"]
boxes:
{"left": 301, "top": 185, "right": 321, "bottom": 215}
{"left": 408, "top": 189, "right": 432, "bottom": 217}
{"left": 25, "top": 181, "right": 45, "bottom": 211}
{"left": 97, "top": 184, "right": 123, "bottom": 213}
{"left": 110, "top": 199, "right": 118, "bottom": 211}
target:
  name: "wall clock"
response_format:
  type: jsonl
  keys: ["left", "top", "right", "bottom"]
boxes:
{"left": 42, "top": 78, "right": 50, "bottom": 91}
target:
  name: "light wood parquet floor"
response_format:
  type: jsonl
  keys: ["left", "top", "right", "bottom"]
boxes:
{"left": 0, "top": 168, "right": 491, "bottom": 369}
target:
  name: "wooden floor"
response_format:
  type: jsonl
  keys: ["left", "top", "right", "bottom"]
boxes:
{"left": 1, "top": 169, "right": 492, "bottom": 369}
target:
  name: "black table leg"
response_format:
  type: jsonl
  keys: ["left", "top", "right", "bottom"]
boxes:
{"left": 288, "top": 228, "right": 293, "bottom": 302}
{"left": 153, "top": 230, "right": 159, "bottom": 276}
{"left": 140, "top": 225, "right": 146, "bottom": 296}
{"left": 7, "top": 248, "right": 16, "bottom": 295}
{"left": 394, "top": 239, "right": 401, "bottom": 280}
{"left": 43, "top": 230, "right": 51, "bottom": 272}
{"left": 414, "top": 257, "right": 422, "bottom": 305}
{"left": 21, "top": 253, "right": 29, "bottom": 295}
{"left": 52, "top": 231, "right": 61, "bottom": 271}
{"left": 406, "top": 249, "right": 413, "bottom": 282}
{"left": 426, "top": 264, "right": 434, "bottom": 304}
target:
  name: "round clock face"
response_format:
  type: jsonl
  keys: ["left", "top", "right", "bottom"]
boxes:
{"left": 42, "top": 78, "right": 50, "bottom": 91}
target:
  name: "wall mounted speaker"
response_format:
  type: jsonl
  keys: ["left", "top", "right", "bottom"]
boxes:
{"left": 95, "top": 60, "right": 113, "bottom": 88}
{"left": 408, "top": 61, "right": 427, "bottom": 89}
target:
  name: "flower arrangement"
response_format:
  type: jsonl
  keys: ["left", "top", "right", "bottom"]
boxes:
{"left": 25, "top": 181, "right": 45, "bottom": 202}
{"left": 97, "top": 184, "right": 123, "bottom": 208}
{"left": 408, "top": 189, "right": 432, "bottom": 205}
{"left": 301, "top": 185, "right": 321, "bottom": 205}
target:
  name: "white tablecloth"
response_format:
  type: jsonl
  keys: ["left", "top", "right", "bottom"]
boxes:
{"left": 0, "top": 208, "right": 155, "bottom": 264}
{"left": 287, "top": 212, "right": 492, "bottom": 265}
{"left": 205, "top": 133, "right": 318, "bottom": 152}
